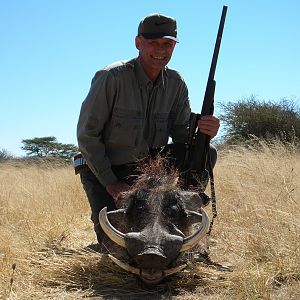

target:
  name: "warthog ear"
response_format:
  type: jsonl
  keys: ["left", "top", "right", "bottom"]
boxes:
{"left": 180, "top": 191, "right": 203, "bottom": 212}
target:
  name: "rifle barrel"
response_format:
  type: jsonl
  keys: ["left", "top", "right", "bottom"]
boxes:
{"left": 208, "top": 5, "right": 228, "bottom": 81}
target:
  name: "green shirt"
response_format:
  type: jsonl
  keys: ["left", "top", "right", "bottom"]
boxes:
{"left": 77, "top": 57, "right": 191, "bottom": 186}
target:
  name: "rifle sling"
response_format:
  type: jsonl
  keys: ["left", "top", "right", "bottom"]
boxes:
{"left": 206, "top": 147, "right": 217, "bottom": 236}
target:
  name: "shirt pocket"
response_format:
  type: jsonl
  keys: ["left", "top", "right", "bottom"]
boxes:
{"left": 152, "top": 113, "right": 170, "bottom": 148}
{"left": 108, "top": 108, "right": 142, "bottom": 147}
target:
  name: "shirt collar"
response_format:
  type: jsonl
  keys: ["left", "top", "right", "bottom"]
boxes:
{"left": 134, "top": 57, "right": 167, "bottom": 89}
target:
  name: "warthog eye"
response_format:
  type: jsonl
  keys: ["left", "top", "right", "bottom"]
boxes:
{"left": 165, "top": 204, "right": 180, "bottom": 219}
{"left": 126, "top": 189, "right": 149, "bottom": 213}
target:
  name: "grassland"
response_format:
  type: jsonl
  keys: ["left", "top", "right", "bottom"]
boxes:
{"left": 0, "top": 141, "right": 299, "bottom": 299}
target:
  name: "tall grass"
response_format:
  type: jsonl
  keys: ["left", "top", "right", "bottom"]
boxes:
{"left": 0, "top": 141, "right": 299, "bottom": 299}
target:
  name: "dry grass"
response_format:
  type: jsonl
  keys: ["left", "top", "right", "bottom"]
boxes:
{"left": 0, "top": 141, "right": 299, "bottom": 299}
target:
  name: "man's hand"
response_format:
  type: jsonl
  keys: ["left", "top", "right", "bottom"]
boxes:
{"left": 198, "top": 115, "right": 220, "bottom": 138}
{"left": 106, "top": 181, "right": 131, "bottom": 207}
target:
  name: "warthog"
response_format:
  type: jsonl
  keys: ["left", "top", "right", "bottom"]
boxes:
{"left": 99, "top": 159, "right": 209, "bottom": 284}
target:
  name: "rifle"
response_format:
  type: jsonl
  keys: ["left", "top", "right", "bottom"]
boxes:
{"left": 183, "top": 5, "right": 228, "bottom": 186}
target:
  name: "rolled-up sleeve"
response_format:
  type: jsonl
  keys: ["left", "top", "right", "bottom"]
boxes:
{"left": 77, "top": 71, "right": 118, "bottom": 187}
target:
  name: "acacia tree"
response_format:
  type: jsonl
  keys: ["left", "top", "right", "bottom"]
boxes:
{"left": 21, "top": 137, "right": 78, "bottom": 161}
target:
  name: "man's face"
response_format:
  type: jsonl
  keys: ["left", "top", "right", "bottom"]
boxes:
{"left": 135, "top": 36, "right": 176, "bottom": 75}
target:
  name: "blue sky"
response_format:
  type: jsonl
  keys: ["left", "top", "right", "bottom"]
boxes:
{"left": 1, "top": 1, "right": 299, "bottom": 156}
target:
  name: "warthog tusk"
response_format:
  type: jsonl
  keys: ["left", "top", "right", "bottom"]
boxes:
{"left": 108, "top": 255, "right": 187, "bottom": 278}
{"left": 100, "top": 206, "right": 209, "bottom": 253}
{"left": 99, "top": 207, "right": 126, "bottom": 248}
{"left": 180, "top": 208, "right": 209, "bottom": 252}
{"left": 163, "top": 264, "right": 187, "bottom": 276}
{"left": 108, "top": 254, "right": 140, "bottom": 275}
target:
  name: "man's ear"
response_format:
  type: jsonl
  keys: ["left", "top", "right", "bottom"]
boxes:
{"left": 135, "top": 36, "right": 141, "bottom": 50}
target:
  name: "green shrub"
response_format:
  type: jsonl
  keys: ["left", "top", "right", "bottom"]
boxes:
{"left": 219, "top": 96, "right": 300, "bottom": 144}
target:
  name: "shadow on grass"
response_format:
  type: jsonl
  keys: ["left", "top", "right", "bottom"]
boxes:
{"left": 32, "top": 243, "right": 230, "bottom": 299}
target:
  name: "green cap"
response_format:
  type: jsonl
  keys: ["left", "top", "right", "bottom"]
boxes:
{"left": 138, "top": 13, "right": 179, "bottom": 43}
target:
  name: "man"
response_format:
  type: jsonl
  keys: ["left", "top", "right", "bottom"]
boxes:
{"left": 76, "top": 13, "right": 220, "bottom": 244}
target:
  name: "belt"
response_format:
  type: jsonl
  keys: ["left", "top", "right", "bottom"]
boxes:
{"left": 73, "top": 148, "right": 163, "bottom": 175}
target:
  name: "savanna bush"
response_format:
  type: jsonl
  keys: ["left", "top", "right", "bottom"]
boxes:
{"left": 219, "top": 96, "right": 300, "bottom": 145}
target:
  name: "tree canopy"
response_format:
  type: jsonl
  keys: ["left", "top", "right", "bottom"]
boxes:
{"left": 21, "top": 136, "right": 78, "bottom": 161}
{"left": 219, "top": 96, "right": 300, "bottom": 144}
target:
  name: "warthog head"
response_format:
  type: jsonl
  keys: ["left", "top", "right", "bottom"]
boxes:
{"left": 99, "top": 159, "right": 209, "bottom": 284}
